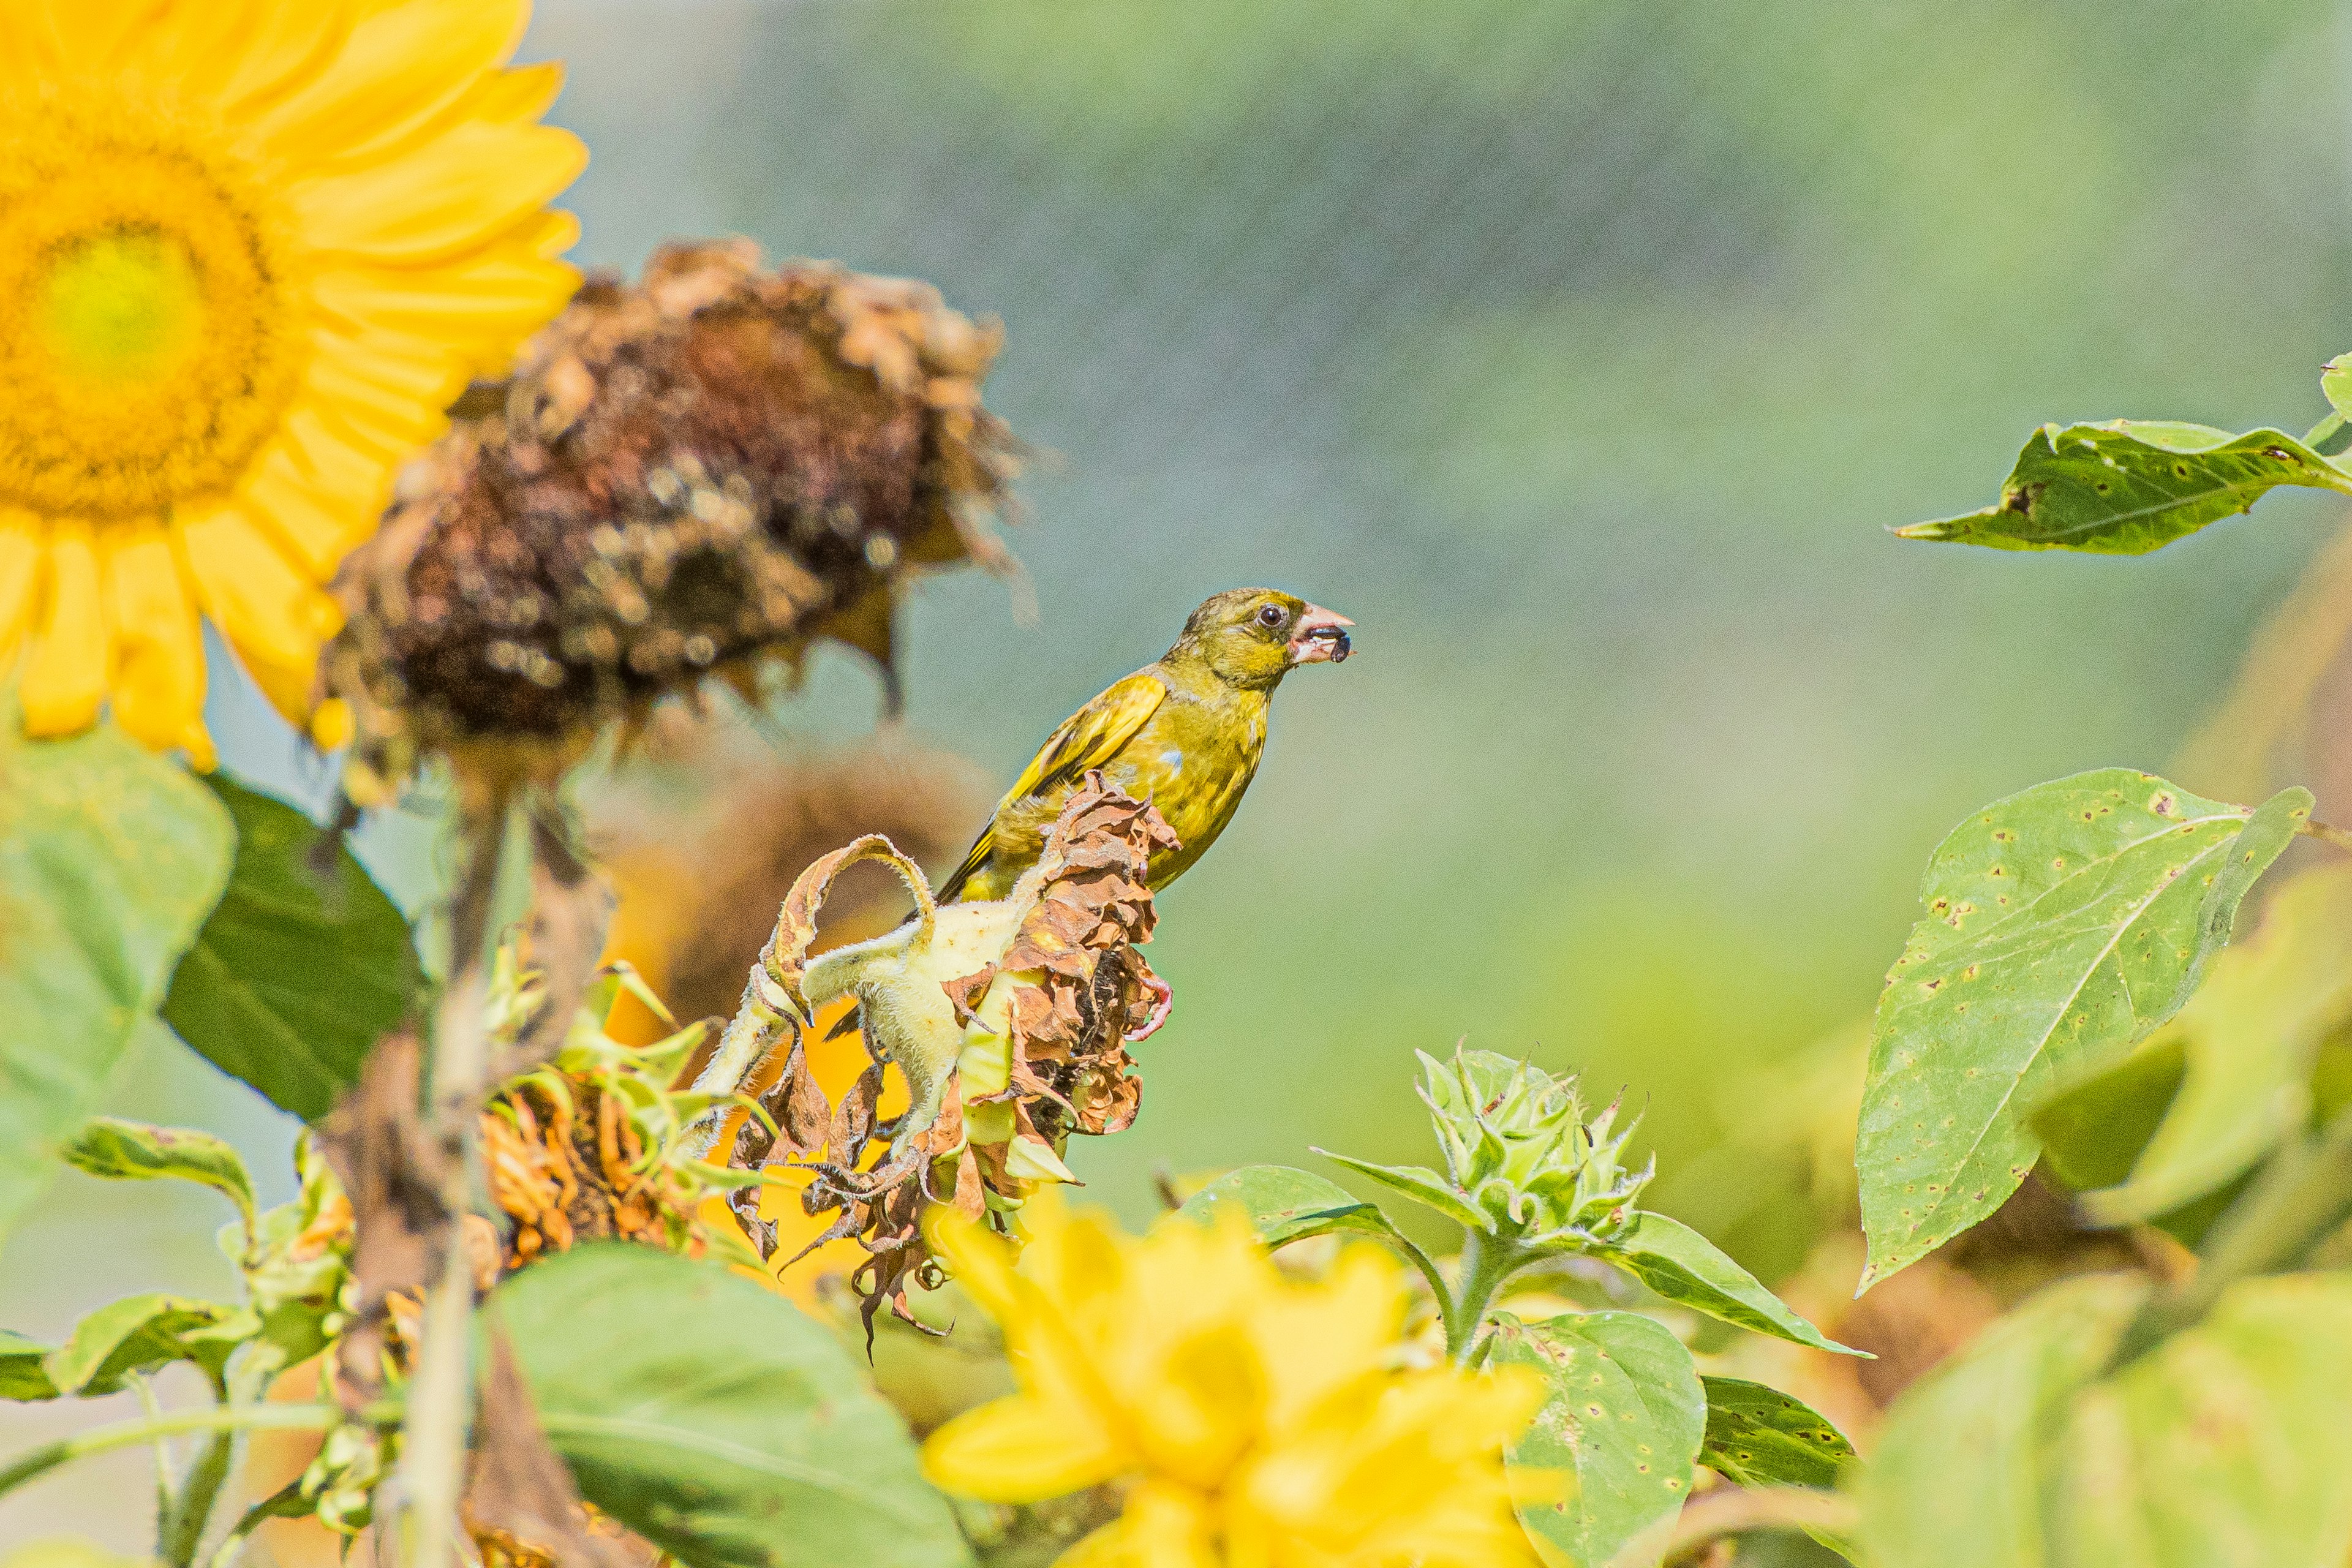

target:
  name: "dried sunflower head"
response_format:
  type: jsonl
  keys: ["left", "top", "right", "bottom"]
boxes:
{"left": 722, "top": 774, "right": 1176, "bottom": 1333}
{"left": 322, "top": 238, "right": 1022, "bottom": 806}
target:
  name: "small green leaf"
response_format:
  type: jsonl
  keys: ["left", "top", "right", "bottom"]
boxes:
{"left": 2324, "top": 353, "right": 2352, "bottom": 419}
{"left": 2080, "top": 861, "right": 2352, "bottom": 1226}
{"left": 1698, "top": 1376, "right": 1856, "bottom": 1490}
{"left": 1178, "top": 1165, "right": 1401, "bottom": 1249}
{"left": 0, "top": 1330, "right": 58, "bottom": 1401}
{"left": 60, "top": 1117, "right": 255, "bottom": 1237}
{"left": 1859, "top": 774, "right": 2301, "bottom": 1290}
{"left": 492, "top": 1243, "right": 971, "bottom": 1568}
{"left": 1599, "top": 1213, "right": 1864, "bottom": 1357}
{"left": 162, "top": 772, "right": 421, "bottom": 1121}
{"left": 1896, "top": 421, "right": 2352, "bottom": 554}
{"left": 1860, "top": 1273, "right": 2352, "bottom": 1568}
{"left": 1313, "top": 1150, "right": 1486, "bottom": 1230}
{"left": 1489, "top": 1310, "right": 1705, "bottom": 1568}
{"left": 0, "top": 718, "right": 233, "bottom": 1251}
{"left": 45, "top": 1294, "right": 241, "bottom": 1396}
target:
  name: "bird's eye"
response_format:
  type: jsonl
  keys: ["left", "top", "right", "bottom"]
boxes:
{"left": 1256, "top": 604, "right": 1286, "bottom": 628}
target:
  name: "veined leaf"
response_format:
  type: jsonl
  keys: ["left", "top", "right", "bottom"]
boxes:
{"left": 1698, "top": 1376, "right": 1856, "bottom": 1490}
{"left": 1314, "top": 1150, "right": 1487, "bottom": 1230}
{"left": 2077, "top": 862, "right": 2352, "bottom": 1226}
{"left": 1490, "top": 1311, "right": 1705, "bottom": 1568}
{"left": 1858, "top": 774, "right": 2304, "bottom": 1289}
{"left": 1860, "top": 1273, "right": 2352, "bottom": 1568}
{"left": 1896, "top": 422, "right": 2352, "bottom": 554}
{"left": 162, "top": 773, "right": 421, "bottom": 1122}
{"left": 1178, "top": 1165, "right": 1403, "bottom": 1249}
{"left": 0, "top": 718, "right": 233, "bottom": 1250}
{"left": 45, "top": 1292, "right": 243, "bottom": 1396}
{"left": 1599, "top": 1213, "right": 1864, "bottom": 1357}
{"left": 492, "top": 1243, "right": 970, "bottom": 1568}
{"left": 61, "top": 1117, "right": 255, "bottom": 1238}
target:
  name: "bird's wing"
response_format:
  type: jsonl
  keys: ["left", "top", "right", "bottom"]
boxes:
{"left": 937, "top": 669, "right": 1167, "bottom": 902}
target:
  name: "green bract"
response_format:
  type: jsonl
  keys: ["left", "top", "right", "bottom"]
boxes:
{"left": 1323, "top": 1047, "right": 1651, "bottom": 1250}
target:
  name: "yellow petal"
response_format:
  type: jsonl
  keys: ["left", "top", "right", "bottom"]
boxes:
{"left": 0, "top": 513, "right": 42, "bottom": 662}
{"left": 1057, "top": 1483, "right": 1221, "bottom": 1568}
{"left": 253, "top": 0, "right": 528, "bottom": 168}
{"left": 312, "top": 254, "right": 579, "bottom": 358}
{"left": 103, "top": 523, "right": 214, "bottom": 766}
{"left": 31, "top": 0, "right": 170, "bottom": 75}
{"left": 132, "top": 0, "right": 358, "bottom": 116}
{"left": 290, "top": 119, "right": 586, "bottom": 265}
{"left": 301, "top": 332, "right": 462, "bottom": 454}
{"left": 463, "top": 61, "right": 565, "bottom": 128}
{"left": 236, "top": 434, "right": 390, "bottom": 579}
{"left": 921, "top": 1396, "right": 1125, "bottom": 1504}
{"left": 175, "top": 502, "right": 341, "bottom": 727}
{"left": 20, "top": 522, "right": 108, "bottom": 737}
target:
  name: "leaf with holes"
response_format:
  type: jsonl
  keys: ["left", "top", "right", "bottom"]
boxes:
{"left": 1860, "top": 1273, "right": 2352, "bottom": 1568}
{"left": 1858, "top": 774, "right": 2305, "bottom": 1289}
{"left": 1488, "top": 1310, "right": 1705, "bottom": 1568}
{"left": 1178, "top": 1165, "right": 1404, "bottom": 1249}
{"left": 1698, "top": 1377, "right": 1856, "bottom": 1490}
{"left": 1896, "top": 422, "right": 2352, "bottom": 554}
{"left": 0, "top": 717, "right": 233, "bottom": 1251}
{"left": 493, "top": 1242, "right": 970, "bottom": 1568}
{"left": 162, "top": 772, "right": 421, "bottom": 1121}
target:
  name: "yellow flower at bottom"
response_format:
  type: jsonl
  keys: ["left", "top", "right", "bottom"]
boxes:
{"left": 0, "top": 0, "right": 586, "bottom": 763}
{"left": 924, "top": 1196, "right": 1545, "bottom": 1568}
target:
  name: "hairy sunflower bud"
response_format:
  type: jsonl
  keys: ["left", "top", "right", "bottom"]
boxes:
{"left": 1326, "top": 1048, "right": 1651, "bottom": 1251}
{"left": 322, "top": 238, "right": 1022, "bottom": 805}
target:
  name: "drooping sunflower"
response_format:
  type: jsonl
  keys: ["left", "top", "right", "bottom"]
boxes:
{"left": 0, "top": 0, "right": 586, "bottom": 764}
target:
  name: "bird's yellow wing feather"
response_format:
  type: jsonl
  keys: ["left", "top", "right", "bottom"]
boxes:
{"left": 937, "top": 669, "right": 1166, "bottom": 902}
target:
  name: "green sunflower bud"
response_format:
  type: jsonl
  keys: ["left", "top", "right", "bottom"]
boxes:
{"left": 1324, "top": 1047, "right": 1651, "bottom": 1251}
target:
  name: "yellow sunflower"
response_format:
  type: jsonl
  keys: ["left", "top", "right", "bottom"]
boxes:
{"left": 924, "top": 1196, "right": 1547, "bottom": 1568}
{"left": 0, "top": 0, "right": 586, "bottom": 764}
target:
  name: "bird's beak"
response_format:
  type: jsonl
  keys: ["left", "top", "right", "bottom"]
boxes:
{"left": 1287, "top": 603, "right": 1354, "bottom": 665}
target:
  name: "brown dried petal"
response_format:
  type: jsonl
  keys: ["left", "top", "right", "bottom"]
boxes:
{"left": 466, "top": 1325, "right": 636, "bottom": 1568}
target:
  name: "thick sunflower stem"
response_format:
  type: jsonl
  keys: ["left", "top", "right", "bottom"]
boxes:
{"left": 398, "top": 799, "right": 510, "bottom": 1567}
{"left": 1445, "top": 1228, "right": 1529, "bottom": 1365}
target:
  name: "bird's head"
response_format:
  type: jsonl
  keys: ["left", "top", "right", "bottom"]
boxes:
{"left": 1170, "top": 588, "right": 1354, "bottom": 689}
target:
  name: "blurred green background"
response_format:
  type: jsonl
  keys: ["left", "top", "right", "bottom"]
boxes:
{"left": 10, "top": 0, "right": 2352, "bottom": 1542}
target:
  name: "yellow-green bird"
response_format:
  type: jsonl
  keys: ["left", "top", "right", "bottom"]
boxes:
{"left": 939, "top": 586, "right": 1354, "bottom": 904}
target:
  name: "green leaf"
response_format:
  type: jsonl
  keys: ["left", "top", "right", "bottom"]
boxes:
{"left": 45, "top": 1293, "right": 241, "bottom": 1396}
{"left": 492, "top": 1242, "right": 971, "bottom": 1568}
{"left": 1489, "top": 1310, "right": 1705, "bottom": 1568}
{"left": 1698, "top": 1376, "right": 1856, "bottom": 1490}
{"left": 1858, "top": 774, "right": 2302, "bottom": 1289}
{"left": 1178, "top": 1164, "right": 1403, "bottom": 1248}
{"left": 59, "top": 1117, "right": 255, "bottom": 1238}
{"left": 2324, "top": 354, "right": 2352, "bottom": 419}
{"left": 2078, "top": 862, "right": 2352, "bottom": 1226}
{"left": 1860, "top": 1272, "right": 2352, "bottom": 1568}
{"left": 1599, "top": 1213, "right": 1864, "bottom": 1357}
{"left": 162, "top": 772, "right": 421, "bottom": 1121}
{"left": 2030, "top": 1036, "right": 2187, "bottom": 1193}
{"left": 1313, "top": 1150, "right": 1486, "bottom": 1230}
{"left": 0, "top": 1330, "right": 58, "bottom": 1401}
{"left": 0, "top": 718, "right": 233, "bottom": 1250}
{"left": 1895, "top": 421, "right": 2352, "bottom": 554}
